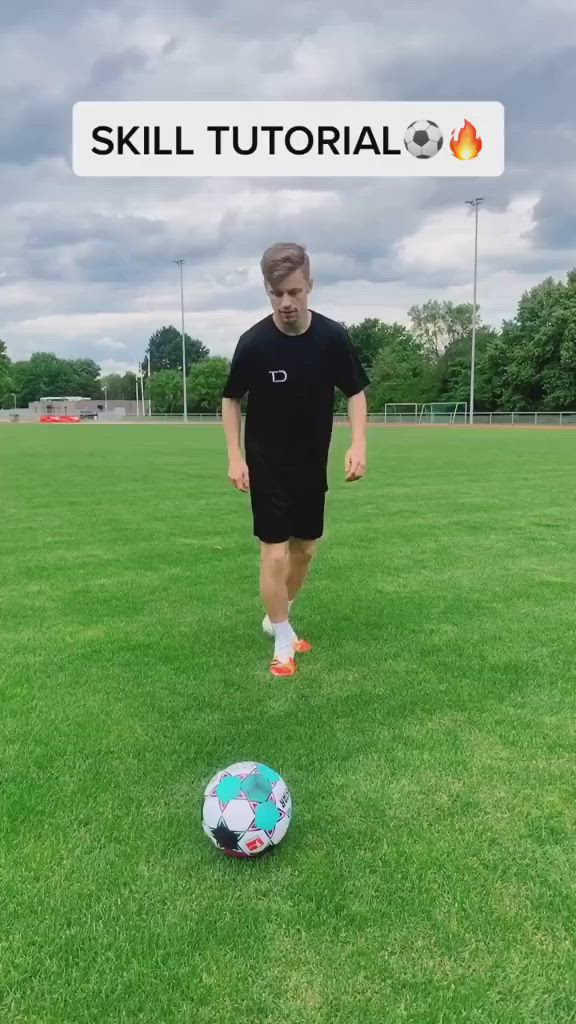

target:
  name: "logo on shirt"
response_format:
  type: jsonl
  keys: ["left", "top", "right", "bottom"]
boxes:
{"left": 269, "top": 370, "right": 287, "bottom": 383}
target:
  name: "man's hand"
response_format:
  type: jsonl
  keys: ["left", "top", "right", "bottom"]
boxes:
{"left": 228, "top": 456, "right": 250, "bottom": 492}
{"left": 345, "top": 443, "right": 366, "bottom": 482}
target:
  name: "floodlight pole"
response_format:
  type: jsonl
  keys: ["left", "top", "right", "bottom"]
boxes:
{"left": 465, "top": 197, "right": 484, "bottom": 425}
{"left": 174, "top": 259, "right": 188, "bottom": 423}
{"left": 147, "top": 349, "right": 152, "bottom": 417}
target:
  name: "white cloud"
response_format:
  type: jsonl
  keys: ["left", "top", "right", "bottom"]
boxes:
{"left": 0, "top": 0, "right": 575, "bottom": 373}
{"left": 394, "top": 193, "right": 541, "bottom": 272}
{"left": 5, "top": 311, "right": 177, "bottom": 337}
{"left": 99, "top": 357, "right": 141, "bottom": 376}
{"left": 92, "top": 337, "right": 127, "bottom": 350}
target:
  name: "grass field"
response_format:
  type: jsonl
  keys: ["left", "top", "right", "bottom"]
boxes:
{"left": 2, "top": 423, "right": 576, "bottom": 1024}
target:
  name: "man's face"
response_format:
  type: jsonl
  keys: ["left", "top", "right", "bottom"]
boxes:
{"left": 265, "top": 268, "right": 313, "bottom": 327}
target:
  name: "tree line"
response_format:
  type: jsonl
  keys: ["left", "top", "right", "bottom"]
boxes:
{"left": 2, "top": 268, "right": 576, "bottom": 413}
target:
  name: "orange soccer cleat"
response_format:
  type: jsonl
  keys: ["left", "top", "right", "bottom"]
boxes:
{"left": 294, "top": 638, "right": 313, "bottom": 654}
{"left": 270, "top": 657, "right": 297, "bottom": 677}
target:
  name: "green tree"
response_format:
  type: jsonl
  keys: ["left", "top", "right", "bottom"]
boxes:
{"left": 100, "top": 372, "right": 138, "bottom": 400}
{"left": 435, "top": 325, "right": 499, "bottom": 410}
{"left": 368, "top": 325, "right": 435, "bottom": 411}
{"left": 149, "top": 370, "right": 183, "bottom": 414}
{"left": 68, "top": 359, "right": 102, "bottom": 398}
{"left": 492, "top": 270, "right": 576, "bottom": 410}
{"left": 408, "top": 300, "right": 480, "bottom": 358}
{"left": 144, "top": 326, "right": 209, "bottom": 373}
{"left": 189, "top": 357, "right": 230, "bottom": 413}
{"left": 9, "top": 362, "right": 29, "bottom": 404}
{"left": 18, "top": 353, "right": 76, "bottom": 405}
{"left": 121, "top": 372, "right": 138, "bottom": 403}
{"left": 343, "top": 318, "right": 389, "bottom": 370}
{"left": 0, "top": 340, "right": 14, "bottom": 407}
{"left": 100, "top": 374, "right": 124, "bottom": 400}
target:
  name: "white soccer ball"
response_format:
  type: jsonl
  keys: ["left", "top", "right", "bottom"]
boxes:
{"left": 403, "top": 119, "right": 443, "bottom": 159}
{"left": 201, "top": 761, "right": 292, "bottom": 858}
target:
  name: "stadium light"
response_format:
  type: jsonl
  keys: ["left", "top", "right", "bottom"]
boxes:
{"left": 465, "top": 197, "right": 484, "bottom": 425}
{"left": 174, "top": 258, "right": 188, "bottom": 423}
{"left": 138, "top": 363, "right": 146, "bottom": 417}
{"left": 147, "top": 348, "right": 152, "bottom": 417}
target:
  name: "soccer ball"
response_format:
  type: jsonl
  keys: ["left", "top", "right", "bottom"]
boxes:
{"left": 201, "top": 761, "right": 292, "bottom": 858}
{"left": 403, "top": 120, "right": 443, "bottom": 159}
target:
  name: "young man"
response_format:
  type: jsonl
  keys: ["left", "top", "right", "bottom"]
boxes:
{"left": 221, "top": 242, "right": 369, "bottom": 678}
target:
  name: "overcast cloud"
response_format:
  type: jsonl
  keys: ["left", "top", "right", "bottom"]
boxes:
{"left": 0, "top": 0, "right": 575, "bottom": 373}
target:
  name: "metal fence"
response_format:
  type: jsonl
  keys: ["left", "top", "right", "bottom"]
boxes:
{"left": 0, "top": 410, "right": 223, "bottom": 423}
{"left": 2, "top": 409, "right": 576, "bottom": 426}
{"left": 379, "top": 411, "right": 576, "bottom": 427}
{"left": 470, "top": 412, "right": 576, "bottom": 426}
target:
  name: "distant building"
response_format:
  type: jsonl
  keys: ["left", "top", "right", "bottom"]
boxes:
{"left": 30, "top": 396, "right": 142, "bottom": 417}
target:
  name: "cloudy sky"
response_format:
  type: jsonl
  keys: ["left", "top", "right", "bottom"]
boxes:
{"left": 1, "top": 0, "right": 575, "bottom": 376}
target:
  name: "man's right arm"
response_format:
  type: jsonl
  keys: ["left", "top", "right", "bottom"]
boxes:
{"left": 222, "top": 398, "right": 250, "bottom": 492}
{"left": 222, "top": 396, "right": 242, "bottom": 459}
{"left": 222, "top": 335, "right": 253, "bottom": 492}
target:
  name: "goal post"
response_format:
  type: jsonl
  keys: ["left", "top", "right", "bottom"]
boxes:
{"left": 384, "top": 402, "right": 468, "bottom": 424}
{"left": 418, "top": 401, "right": 468, "bottom": 424}
{"left": 384, "top": 403, "right": 419, "bottom": 424}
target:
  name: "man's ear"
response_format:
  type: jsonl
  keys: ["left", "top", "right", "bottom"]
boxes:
{"left": 308, "top": 277, "right": 313, "bottom": 292}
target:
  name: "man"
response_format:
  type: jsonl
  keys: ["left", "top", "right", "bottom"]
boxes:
{"left": 221, "top": 242, "right": 369, "bottom": 678}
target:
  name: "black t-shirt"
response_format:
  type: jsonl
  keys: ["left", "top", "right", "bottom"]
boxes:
{"left": 222, "top": 310, "right": 370, "bottom": 496}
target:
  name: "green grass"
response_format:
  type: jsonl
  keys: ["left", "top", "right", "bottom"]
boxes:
{"left": 2, "top": 423, "right": 576, "bottom": 1024}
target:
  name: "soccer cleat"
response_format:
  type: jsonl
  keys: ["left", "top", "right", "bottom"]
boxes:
{"left": 270, "top": 657, "right": 297, "bottom": 677}
{"left": 294, "top": 638, "right": 312, "bottom": 654}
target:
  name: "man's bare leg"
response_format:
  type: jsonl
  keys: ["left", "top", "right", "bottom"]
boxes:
{"left": 286, "top": 538, "right": 317, "bottom": 602}
{"left": 260, "top": 541, "right": 290, "bottom": 624}
{"left": 262, "top": 538, "right": 317, "bottom": 636}
{"left": 260, "top": 541, "right": 298, "bottom": 668}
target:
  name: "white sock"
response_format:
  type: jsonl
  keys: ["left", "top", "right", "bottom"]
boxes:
{"left": 272, "top": 620, "right": 297, "bottom": 662}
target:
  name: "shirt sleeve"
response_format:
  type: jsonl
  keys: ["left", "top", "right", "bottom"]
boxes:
{"left": 333, "top": 327, "right": 370, "bottom": 398}
{"left": 222, "top": 336, "right": 254, "bottom": 400}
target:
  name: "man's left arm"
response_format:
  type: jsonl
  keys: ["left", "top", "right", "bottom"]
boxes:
{"left": 345, "top": 391, "right": 368, "bottom": 482}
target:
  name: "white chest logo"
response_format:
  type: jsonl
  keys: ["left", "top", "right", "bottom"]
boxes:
{"left": 269, "top": 370, "right": 287, "bottom": 383}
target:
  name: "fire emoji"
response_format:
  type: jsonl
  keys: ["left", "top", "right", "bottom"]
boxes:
{"left": 450, "top": 119, "right": 482, "bottom": 160}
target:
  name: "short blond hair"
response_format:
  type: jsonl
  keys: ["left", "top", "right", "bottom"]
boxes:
{"left": 260, "top": 242, "right": 310, "bottom": 288}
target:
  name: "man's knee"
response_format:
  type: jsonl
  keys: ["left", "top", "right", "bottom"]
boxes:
{"left": 261, "top": 541, "right": 289, "bottom": 568}
{"left": 289, "top": 538, "right": 317, "bottom": 562}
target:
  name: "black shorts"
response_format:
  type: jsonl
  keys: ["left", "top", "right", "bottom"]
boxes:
{"left": 250, "top": 488, "right": 326, "bottom": 544}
